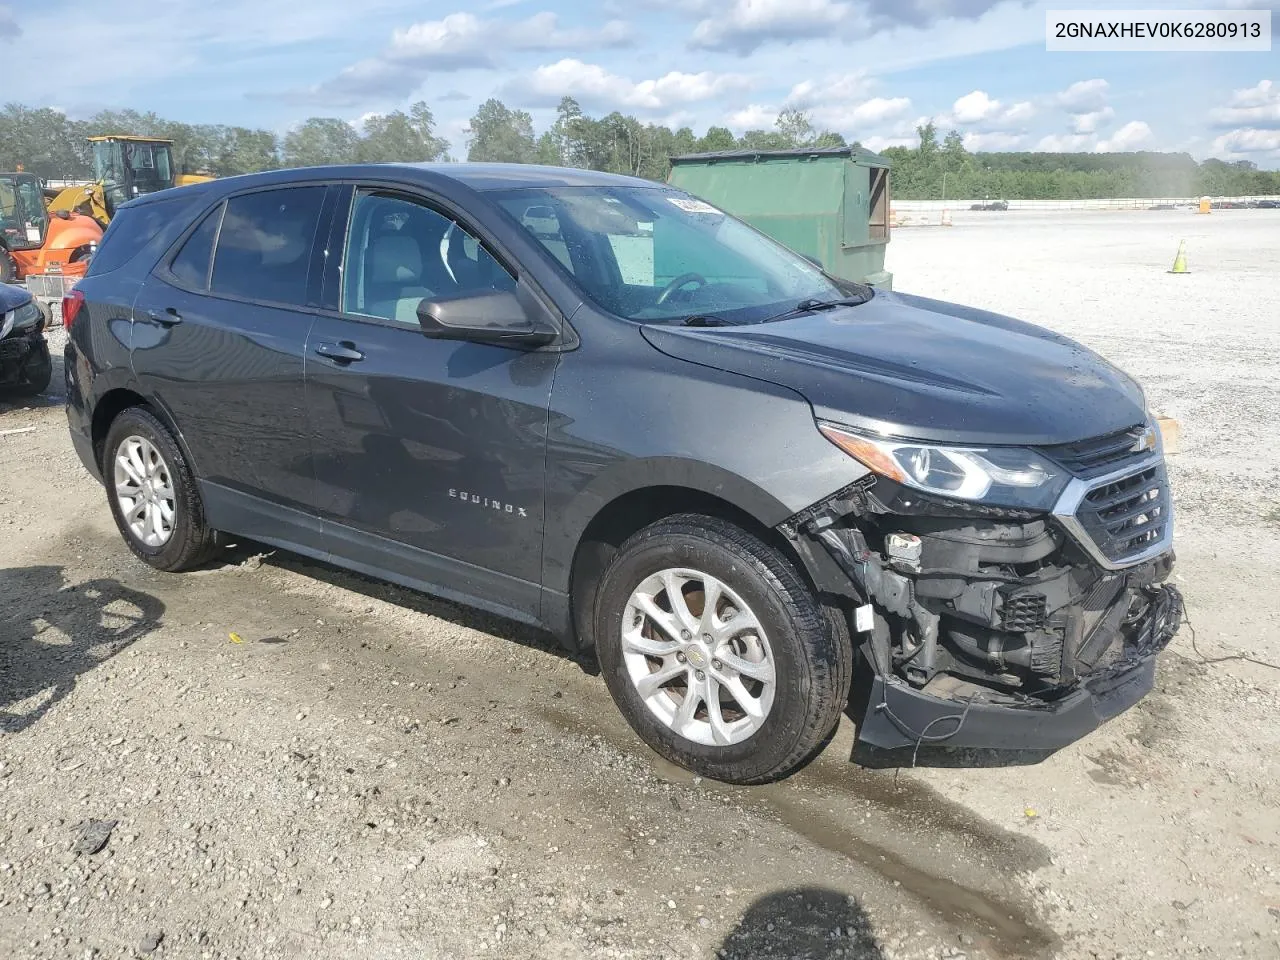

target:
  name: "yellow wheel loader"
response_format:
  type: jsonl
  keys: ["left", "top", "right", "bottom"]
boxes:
{"left": 45, "top": 136, "right": 214, "bottom": 229}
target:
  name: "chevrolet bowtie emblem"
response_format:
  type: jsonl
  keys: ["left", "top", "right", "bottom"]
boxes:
{"left": 1130, "top": 425, "right": 1158, "bottom": 454}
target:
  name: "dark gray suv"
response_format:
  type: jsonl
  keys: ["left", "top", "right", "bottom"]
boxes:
{"left": 64, "top": 164, "right": 1181, "bottom": 783}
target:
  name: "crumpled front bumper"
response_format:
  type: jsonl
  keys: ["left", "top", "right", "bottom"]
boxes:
{"left": 854, "top": 582, "right": 1183, "bottom": 753}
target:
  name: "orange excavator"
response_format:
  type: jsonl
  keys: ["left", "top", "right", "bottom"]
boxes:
{"left": 1, "top": 170, "right": 101, "bottom": 284}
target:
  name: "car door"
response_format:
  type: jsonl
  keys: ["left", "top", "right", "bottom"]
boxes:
{"left": 305, "top": 185, "right": 558, "bottom": 623}
{"left": 131, "top": 183, "right": 338, "bottom": 545}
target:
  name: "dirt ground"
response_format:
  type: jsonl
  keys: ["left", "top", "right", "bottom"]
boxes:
{"left": 2, "top": 209, "right": 1278, "bottom": 960}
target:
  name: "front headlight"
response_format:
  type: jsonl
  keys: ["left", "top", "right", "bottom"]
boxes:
{"left": 818, "top": 422, "right": 1070, "bottom": 510}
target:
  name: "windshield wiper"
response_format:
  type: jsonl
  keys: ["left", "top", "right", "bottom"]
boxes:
{"left": 680, "top": 314, "right": 734, "bottom": 327}
{"left": 761, "top": 296, "right": 871, "bottom": 324}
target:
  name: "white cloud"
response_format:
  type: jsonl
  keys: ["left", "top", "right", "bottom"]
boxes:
{"left": 276, "top": 11, "right": 635, "bottom": 105}
{"left": 726, "top": 103, "right": 779, "bottom": 129}
{"left": 0, "top": 3, "right": 19, "bottom": 40}
{"left": 785, "top": 71, "right": 873, "bottom": 106}
{"left": 780, "top": 71, "right": 913, "bottom": 131}
{"left": 952, "top": 90, "right": 1001, "bottom": 124}
{"left": 1072, "top": 107, "right": 1114, "bottom": 134}
{"left": 1211, "top": 127, "right": 1280, "bottom": 157}
{"left": 684, "top": 0, "right": 1016, "bottom": 55}
{"left": 1057, "top": 78, "right": 1109, "bottom": 114}
{"left": 1209, "top": 79, "right": 1280, "bottom": 128}
{"left": 1001, "top": 101, "right": 1035, "bottom": 124}
{"left": 847, "top": 97, "right": 913, "bottom": 125}
{"left": 691, "top": 0, "right": 850, "bottom": 54}
{"left": 528, "top": 59, "right": 753, "bottom": 111}
{"left": 940, "top": 90, "right": 1035, "bottom": 128}
{"left": 862, "top": 134, "right": 916, "bottom": 152}
{"left": 1096, "top": 120, "right": 1154, "bottom": 152}
{"left": 389, "top": 12, "right": 632, "bottom": 65}
{"left": 1037, "top": 132, "right": 1096, "bottom": 151}
{"left": 962, "top": 131, "right": 1026, "bottom": 151}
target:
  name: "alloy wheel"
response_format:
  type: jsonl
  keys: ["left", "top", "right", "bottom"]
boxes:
{"left": 620, "top": 568, "right": 776, "bottom": 746}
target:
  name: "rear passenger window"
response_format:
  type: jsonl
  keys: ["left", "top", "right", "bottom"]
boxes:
{"left": 86, "top": 196, "right": 192, "bottom": 277}
{"left": 210, "top": 187, "right": 326, "bottom": 306}
{"left": 169, "top": 204, "right": 224, "bottom": 290}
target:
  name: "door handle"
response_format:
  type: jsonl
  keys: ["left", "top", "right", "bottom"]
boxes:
{"left": 314, "top": 341, "right": 365, "bottom": 363}
{"left": 147, "top": 307, "right": 183, "bottom": 327}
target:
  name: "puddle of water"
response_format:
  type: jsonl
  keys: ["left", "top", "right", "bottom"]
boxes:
{"left": 538, "top": 703, "right": 1059, "bottom": 960}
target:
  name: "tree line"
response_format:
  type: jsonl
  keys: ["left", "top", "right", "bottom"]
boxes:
{"left": 3, "top": 97, "right": 1276, "bottom": 199}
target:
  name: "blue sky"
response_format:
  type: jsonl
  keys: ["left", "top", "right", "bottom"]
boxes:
{"left": 2, "top": 0, "right": 1277, "bottom": 166}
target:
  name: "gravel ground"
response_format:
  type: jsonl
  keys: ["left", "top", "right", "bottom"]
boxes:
{"left": 2, "top": 209, "right": 1278, "bottom": 960}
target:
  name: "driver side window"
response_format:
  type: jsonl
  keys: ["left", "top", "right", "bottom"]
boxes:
{"left": 342, "top": 190, "right": 515, "bottom": 326}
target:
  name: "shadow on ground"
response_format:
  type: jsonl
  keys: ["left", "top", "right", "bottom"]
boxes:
{"left": 0, "top": 564, "right": 164, "bottom": 733}
{"left": 213, "top": 537, "right": 600, "bottom": 675}
{"left": 718, "top": 887, "right": 886, "bottom": 960}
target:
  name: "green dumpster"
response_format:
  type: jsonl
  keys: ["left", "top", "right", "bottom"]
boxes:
{"left": 667, "top": 146, "right": 893, "bottom": 290}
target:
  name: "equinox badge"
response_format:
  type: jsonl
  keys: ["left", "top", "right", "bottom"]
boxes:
{"left": 450, "top": 489, "right": 528, "bottom": 518}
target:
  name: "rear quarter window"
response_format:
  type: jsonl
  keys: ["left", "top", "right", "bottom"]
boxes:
{"left": 86, "top": 194, "right": 202, "bottom": 277}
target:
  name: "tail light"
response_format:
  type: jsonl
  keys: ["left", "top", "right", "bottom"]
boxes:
{"left": 63, "top": 289, "right": 85, "bottom": 330}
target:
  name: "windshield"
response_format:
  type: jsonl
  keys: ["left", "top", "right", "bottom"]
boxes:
{"left": 493, "top": 185, "right": 849, "bottom": 324}
{"left": 0, "top": 174, "right": 48, "bottom": 251}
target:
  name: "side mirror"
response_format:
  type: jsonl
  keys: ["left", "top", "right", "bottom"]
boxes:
{"left": 416, "top": 290, "right": 557, "bottom": 347}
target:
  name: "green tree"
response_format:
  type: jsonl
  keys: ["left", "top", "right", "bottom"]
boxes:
{"left": 359, "top": 103, "right": 450, "bottom": 163}
{"left": 775, "top": 108, "right": 814, "bottom": 147}
{"left": 696, "top": 126, "right": 737, "bottom": 153}
{"left": 283, "top": 118, "right": 359, "bottom": 167}
{"left": 465, "top": 99, "right": 536, "bottom": 163}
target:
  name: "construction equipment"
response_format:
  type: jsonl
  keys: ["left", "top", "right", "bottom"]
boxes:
{"left": 45, "top": 136, "right": 214, "bottom": 229}
{"left": 668, "top": 145, "right": 893, "bottom": 289}
{"left": 1, "top": 170, "right": 102, "bottom": 284}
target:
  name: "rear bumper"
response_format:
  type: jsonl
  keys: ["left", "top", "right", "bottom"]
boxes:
{"left": 69, "top": 424, "right": 101, "bottom": 481}
{"left": 855, "top": 654, "right": 1156, "bottom": 752}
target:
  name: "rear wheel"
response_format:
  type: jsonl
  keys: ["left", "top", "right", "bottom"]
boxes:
{"left": 103, "top": 406, "right": 219, "bottom": 571}
{"left": 594, "top": 514, "right": 852, "bottom": 784}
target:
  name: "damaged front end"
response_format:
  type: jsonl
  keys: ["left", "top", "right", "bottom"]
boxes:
{"left": 781, "top": 423, "right": 1183, "bottom": 755}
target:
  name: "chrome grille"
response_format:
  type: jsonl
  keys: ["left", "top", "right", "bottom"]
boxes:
{"left": 1052, "top": 459, "right": 1172, "bottom": 569}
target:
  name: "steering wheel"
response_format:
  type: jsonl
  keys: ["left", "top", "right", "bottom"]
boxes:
{"left": 655, "top": 272, "right": 707, "bottom": 306}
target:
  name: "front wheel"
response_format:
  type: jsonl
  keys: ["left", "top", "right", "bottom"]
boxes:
{"left": 594, "top": 514, "right": 852, "bottom": 784}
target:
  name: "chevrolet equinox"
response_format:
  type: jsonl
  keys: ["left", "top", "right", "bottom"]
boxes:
{"left": 64, "top": 164, "right": 1182, "bottom": 783}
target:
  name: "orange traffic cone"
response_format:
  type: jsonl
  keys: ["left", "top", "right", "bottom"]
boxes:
{"left": 941, "top": 208, "right": 953, "bottom": 226}
{"left": 1168, "top": 240, "right": 1189, "bottom": 274}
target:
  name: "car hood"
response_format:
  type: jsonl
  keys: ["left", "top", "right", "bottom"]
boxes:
{"left": 640, "top": 290, "right": 1147, "bottom": 446}
{"left": 0, "top": 283, "right": 32, "bottom": 313}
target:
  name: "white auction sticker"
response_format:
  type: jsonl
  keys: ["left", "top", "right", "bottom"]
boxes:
{"left": 1047, "top": 9, "right": 1270, "bottom": 51}
{"left": 667, "top": 197, "right": 722, "bottom": 215}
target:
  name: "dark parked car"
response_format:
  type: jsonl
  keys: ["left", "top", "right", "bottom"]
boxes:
{"left": 64, "top": 164, "right": 1181, "bottom": 783}
{"left": 969, "top": 199, "right": 1009, "bottom": 211}
{"left": 1, "top": 282, "right": 52, "bottom": 395}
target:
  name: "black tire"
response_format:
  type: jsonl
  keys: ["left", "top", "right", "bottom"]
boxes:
{"left": 8, "top": 339, "right": 52, "bottom": 396}
{"left": 103, "top": 406, "right": 219, "bottom": 571}
{"left": 594, "top": 514, "right": 852, "bottom": 784}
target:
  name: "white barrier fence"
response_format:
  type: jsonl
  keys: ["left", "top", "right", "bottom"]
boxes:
{"left": 892, "top": 196, "right": 1280, "bottom": 213}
